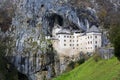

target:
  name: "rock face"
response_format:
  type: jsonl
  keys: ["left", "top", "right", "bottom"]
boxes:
{"left": 0, "top": 0, "right": 120, "bottom": 80}
{"left": 8, "top": 0, "right": 98, "bottom": 80}
{"left": 2, "top": 0, "right": 119, "bottom": 80}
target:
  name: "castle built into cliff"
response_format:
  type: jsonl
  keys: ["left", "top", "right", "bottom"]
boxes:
{"left": 47, "top": 25, "right": 102, "bottom": 56}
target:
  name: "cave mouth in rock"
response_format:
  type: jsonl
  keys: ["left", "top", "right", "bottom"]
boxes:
{"left": 55, "top": 14, "right": 63, "bottom": 27}
{"left": 49, "top": 13, "right": 63, "bottom": 27}
{"left": 45, "top": 13, "right": 84, "bottom": 37}
{"left": 45, "top": 13, "right": 64, "bottom": 36}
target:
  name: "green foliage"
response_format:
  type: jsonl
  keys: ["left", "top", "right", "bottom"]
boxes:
{"left": 77, "top": 58, "right": 85, "bottom": 64}
{"left": 109, "top": 25, "right": 120, "bottom": 59}
{"left": 68, "top": 61, "right": 75, "bottom": 69}
{"left": 109, "top": 25, "right": 120, "bottom": 43}
{"left": 66, "top": 58, "right": 85, "bottom": 72}
{"left": 53, "top": 57, "right": 120, "bottom": 80}
{"left": 0, "top": 41, "right": 18, "bottom": 80}
{"left": 93, "top": 52, "right": 102, "bottom": 62}
{"left": 114, "top": 34, "right": 120, "bottom": 59}
{"left": 0, "top": 41, "right": 6, "bottom": 56}
{"left": 0, "top": 0, "right": 15, "bottom": 32}
{"left": 32, "top": 41, "right": 38, "bottom": 47}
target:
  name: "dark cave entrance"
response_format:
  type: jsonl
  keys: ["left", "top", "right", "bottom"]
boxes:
{"left": 48, "top": 13, "right": 63, "bottom": 27}
{"left": 45, "top": 13, "right": 64, "bottom": 36}
{"left": 54, "top": 14, "right": 63, "bottom": 26}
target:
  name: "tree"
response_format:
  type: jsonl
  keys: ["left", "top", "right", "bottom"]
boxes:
{"left": 0, "top": 0, "right": 15, "bottom": 32}
{"left": 114, "top": 32, "right": 120, "bottom": 59}
{"left": 109, "top": 25, "right": 120, "bottom": 59}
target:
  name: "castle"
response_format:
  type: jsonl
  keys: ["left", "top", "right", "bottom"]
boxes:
{"left": 49, "top": 25, "right": 102, "bottom": 56}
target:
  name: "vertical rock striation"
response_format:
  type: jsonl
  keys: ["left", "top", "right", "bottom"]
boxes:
{"left": 5, "top": 0, "right": 101, "bottom": 80}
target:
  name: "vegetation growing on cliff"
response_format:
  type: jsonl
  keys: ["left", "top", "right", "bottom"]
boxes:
{"left": 0, "top": 39, "right": 18, "bottom": 80}
{"left": 53, "top": 57, "right": 120, "bottom": 80}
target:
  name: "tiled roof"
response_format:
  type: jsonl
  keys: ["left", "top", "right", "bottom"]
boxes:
{"left": 87, "top": 25, "right": 100, "bottom": 33}
{"left": 57, "top": 29, "right": 71, "bottom": 34}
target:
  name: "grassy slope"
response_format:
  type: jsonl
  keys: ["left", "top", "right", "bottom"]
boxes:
{"left": 53, "top": 57, "right": 120, "bottom": 80}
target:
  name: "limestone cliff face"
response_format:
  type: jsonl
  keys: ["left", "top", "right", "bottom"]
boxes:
{"left": 1, "top": 0, "right": 119, "bottom": 80}
{"left": 7, "top": 0, "right": 98, "bottom": 80}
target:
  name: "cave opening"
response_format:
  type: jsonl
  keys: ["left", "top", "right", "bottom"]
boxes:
{"left": 54, "top": 14, "right": 63, "bottom": 26}
{"left": 41, "top": 4, "right": 44, "bottom": 8}
{"left": 45, "top": 13, "right": 64, "bottom": 36}
{"left": 48, "top": 13, "right": 63, "bottom": 27}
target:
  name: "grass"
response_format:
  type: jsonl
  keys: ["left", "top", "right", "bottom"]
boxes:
{"left": 53, "top": 57, "right": 120, "bottom": 80}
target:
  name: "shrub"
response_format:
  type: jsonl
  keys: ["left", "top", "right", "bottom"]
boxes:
{"left": 114, "top": 34, "right": 120, "bottom": 59}
{"left": 65, "top": 57, "right": 85, "bottom": 72}
{"left": 77, "top": 58, "right": 85, "bottom": 65}
{"left": 109, "top": 25, "right": 120, "bottom": 60}
{"left": 93, "top": 53, "right": 101, "bottom": 62}
{"left": 68, "top": 61, "right": 75, "bottom": 69}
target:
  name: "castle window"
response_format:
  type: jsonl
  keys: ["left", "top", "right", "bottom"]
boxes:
{"left": 64, "top": 40, "right": 66, "bottom": 42}
{"left": 77, "top": 40, "right": 78, "bottom": 42}
{"left": 64, "top": 44, "right": 66, "bottom": 46}
{"left": 77, "top": 44, "right": 79, "bottom": 46}
{"left": 91, "top": 36, "right": 92, "bottom": 38}
{"left": 95, "top": 36, "right": 97, "bottom": 38}
{"left": 70, "top": 44, "right": 72, "bottom": 46}
{"left": 70, "top": 40, "right": 71, "bottom": 42}
{"left": 64, "top": 36, "right": 66, "bottom": 38}
{"left": 67, "top": 36, "right": 69, "bottom": 38}
{"left": 70, "top": 36, "right": 71, "bottom": 38}
{"left": 91, "top": 41, "right": 92, "bottom": 44}
{"left": 95, "top": 45, "right": 97, "bottom": 48}
{"left": 95, "top": 41, "right": 97, "bottom": 44}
